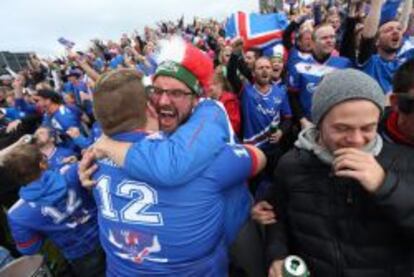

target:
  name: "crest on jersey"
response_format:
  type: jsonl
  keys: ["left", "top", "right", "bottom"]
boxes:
{"left": 108, "top": 229, "right": 168, "bottom": 264}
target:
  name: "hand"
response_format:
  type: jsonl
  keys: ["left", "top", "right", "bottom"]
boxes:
{"left": 6, "top": 120, "right": 22, "bottom": 133}
{"left": 333, "top": 148, "right": 385, "bottom": 193}
{"left": 79, "top": 91, "right": 92, "bottom": 102}
{"left": 268, "top": 259, "right": 284, "bottom": 277}
{"left": 78, "top": 149, "right": 98, "bottom": 188}
{"left": 12, "top": 76, "right": 24, "bottom": 90}
{"left": 67, "top": 50, "right": 79, "bottom": 61}
{"left": 251, "top": 201, "right": 277, "bottom": 225}
{"left": 16, "top": 134, "right": 33, "bottom": 145}
{"left": 269, "top": 130, "right": 283, "bottom": 144}
{"left": 62, "top": 155, "right": 78, "bottom": 164}
{"left": 66, "top": 127, "right": 81, "bottom": 139}
{"left": 91, "top": 135, "right": 112, "bottom": 159}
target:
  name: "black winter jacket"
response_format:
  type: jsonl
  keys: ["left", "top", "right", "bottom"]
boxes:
{"left": 265, "top": 142, "right": 414, "bottom": 277}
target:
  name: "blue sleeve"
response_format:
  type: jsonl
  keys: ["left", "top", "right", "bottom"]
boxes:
{"left": 288, "top": 63, "right": 300, "bottom": 91}
{"left": 73, "top": 134, "right": 94, "bottom": 149}
{"left": 380, "top": 0, "right": 403, "bottom": 25}
{"left": 14, "top": 98, "right": 37, "bottom": 114}
{"left": 7, "top": 215, "right": 44, "bottom": 255}
{"left": 124, "top": 99, "right": 232, "bottom": 186}
{"left": 210, "top": 144, "right": 253, "bottom": 191}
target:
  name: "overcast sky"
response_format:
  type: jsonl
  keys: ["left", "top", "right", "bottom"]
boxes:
{"left": 1, "top": 0, "right": 258, "bottom": 56}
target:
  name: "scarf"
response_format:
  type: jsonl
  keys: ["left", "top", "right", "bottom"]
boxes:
{"left": 295, "top": 126, "right": 383, "bottom": 165}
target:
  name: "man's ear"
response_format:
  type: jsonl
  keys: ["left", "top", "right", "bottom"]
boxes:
{"left": 146, "top": 101, "right": 158, "bottom": 120}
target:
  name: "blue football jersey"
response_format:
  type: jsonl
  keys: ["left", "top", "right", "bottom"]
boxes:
{"left": 286, "top": 47, "right": 312, "bottom": 77}
{"left": 92, "top": 131, "right": 253, "bottom": 276}
{"left": 288, "top": 55, "right": 352, "bottom": 120}
{"left": 47, "top": 146, "right": 77, "bottom": 171}
{"left": 122, "top": 99, "right": 254, "bottom": 245}
{"left": 42, "top": 105, "right": 82, "bottom": 134}
{"left": 360, "top": 49, "right": 414, "bottom": 94}
{"left": 7, "top": 165, "right": 99, "bottom": 260}
{"left": 241, "top": 81, "right": 292, "bottom": 150}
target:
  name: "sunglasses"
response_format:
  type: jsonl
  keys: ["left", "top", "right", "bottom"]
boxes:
{"left": 396, "top": 94, "right": 414, "bottom": 114}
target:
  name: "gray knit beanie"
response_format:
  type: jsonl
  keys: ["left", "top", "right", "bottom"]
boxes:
{"left": 312, "top": 69, "right": 385, "bottom": 126}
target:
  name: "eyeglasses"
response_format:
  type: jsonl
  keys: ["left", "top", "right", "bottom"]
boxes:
{"left": 145, "top": 85, "right": 193, "bottom": 100}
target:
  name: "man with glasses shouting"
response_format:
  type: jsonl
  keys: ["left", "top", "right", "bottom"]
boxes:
{"left": 80, "top": 38, "right": 267, "bottom": 276}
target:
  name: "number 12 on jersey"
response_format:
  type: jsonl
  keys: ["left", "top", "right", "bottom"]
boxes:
{"left": 96, "top": 176, "right": 164, "bottom": 226}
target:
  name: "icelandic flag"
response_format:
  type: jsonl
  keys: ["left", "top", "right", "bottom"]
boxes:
{"left": 225, "top": 11, "right": 288, "bottom": 50}
{"left": 58, "top": 37, "right": 75, "bottom": 49}
{"left": 380, "top": 0, "right": 403, "bottom": 25}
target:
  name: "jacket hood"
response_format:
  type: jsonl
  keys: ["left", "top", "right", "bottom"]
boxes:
{"left": 295, "top": 126, "right": 383, "bottom": 165}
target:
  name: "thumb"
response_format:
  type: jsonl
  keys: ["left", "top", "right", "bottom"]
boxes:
{"left": 261, "top": 201, "right": 274, "bottom": 210}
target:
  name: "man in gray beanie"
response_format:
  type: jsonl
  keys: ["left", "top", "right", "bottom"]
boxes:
{"left": 260, "top": 69, "right": 414, "bottom": 276}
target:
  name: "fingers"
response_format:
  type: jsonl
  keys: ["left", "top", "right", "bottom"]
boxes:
{"left": 334, "top": 147, "right": 367, "bottom": 157}
{"left": 79, "top": 164, "right": 98, "bottom": 188}
{"left": 333, "top": 157, "right": 365, "bottom": 173}
{"left": 252, "top": 201, "right": 277, "bottom": 225}
{"left": 260, "top": 201, "right": 273, "bottom": 210}
{"left": 79, "top": 150, "right": 98, "bottom": 188}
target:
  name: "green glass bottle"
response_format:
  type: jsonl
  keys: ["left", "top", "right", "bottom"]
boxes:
{"left": 283, "top": 255, "right": 310, "bottom": 277}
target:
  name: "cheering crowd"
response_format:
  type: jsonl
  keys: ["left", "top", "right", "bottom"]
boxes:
{"left": 1, "top": 0, "right": 414, "bottom": 276}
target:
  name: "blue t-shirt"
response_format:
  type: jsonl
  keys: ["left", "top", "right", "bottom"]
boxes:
{"left": 92, "top": 131, "right": 253, "bottom": 276}
{"left": 7, "top": 165, "right": 99, "bottom": 260}
{"left": 360, "top": 48, "right": 414, "bottom": 94}
{"left": 288, "top": 55, "right": 352, "bottom": 119}
{"left": 241, "top": 81, "right": 292, "bottom": 150}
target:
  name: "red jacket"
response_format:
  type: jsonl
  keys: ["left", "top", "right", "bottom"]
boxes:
{"left": 219, "top": 91, "right": 241, "bottom": 136}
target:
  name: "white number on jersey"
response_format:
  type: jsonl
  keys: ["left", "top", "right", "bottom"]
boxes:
{"left": 96, "top": 176, "right": 163, "bottom": 226}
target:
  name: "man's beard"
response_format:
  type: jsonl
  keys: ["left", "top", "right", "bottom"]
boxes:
{"left": 382, "top": 45, "right": 399, "bottom": 54}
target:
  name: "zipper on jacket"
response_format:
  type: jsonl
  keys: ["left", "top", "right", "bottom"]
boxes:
{"left": 331, "top": 176, "right": 342, "bottom": 277}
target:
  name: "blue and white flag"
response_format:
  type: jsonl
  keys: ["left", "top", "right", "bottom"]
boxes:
{"left": 225, "top": 11, "right": 288, "bottom": 50}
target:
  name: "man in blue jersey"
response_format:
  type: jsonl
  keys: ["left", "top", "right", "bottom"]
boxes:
{"left": 288, "top": 23, "right": 352, "bottom": 128}
{"left": 4, "top": 143, "right": 104, "bottom": 277}
{"left": 34, "top": 126, "right": 77, "bottom": 172}
{"left": 34, "top": 89, "right": 83, "bottom": 149}
{"left": 241, "top": 57, "right": 292, "bottom": 155}
{"left": 64, "top": 69, "right": 94, "bottom": 118}
{"left": 358, "top": 0, "right": 414, "bottom": 95}
{"left": 88, "top": 68, "right": 264, "bottom": 276}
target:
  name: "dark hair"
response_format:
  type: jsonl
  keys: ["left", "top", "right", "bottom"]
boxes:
{"left": 94, "top": 69, "right": 147, "bottom": 136}
{"left": 3, "top": 144, "right": 44, "bottom": 186}
{"left": 393, "top": 59, "right": 414, "bottom": 114}
{"left": 393, "top": 59, "right": 414, "bottom": 94}
{"left": 37, "top": 89, "right": 63, "bottom": 104}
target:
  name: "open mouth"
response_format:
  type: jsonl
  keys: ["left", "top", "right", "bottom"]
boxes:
{"left": 158, "top": 109, "right": 177, "bottom": 129}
